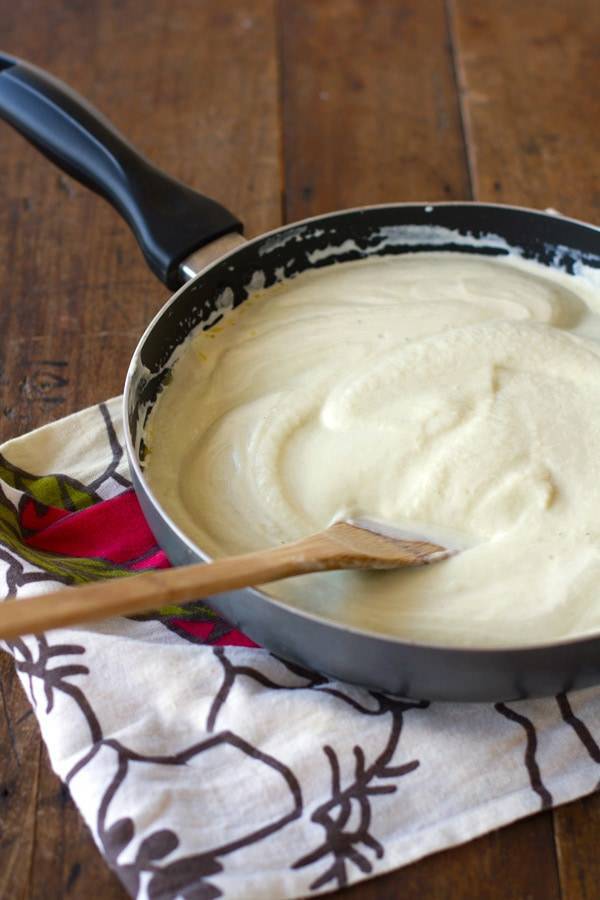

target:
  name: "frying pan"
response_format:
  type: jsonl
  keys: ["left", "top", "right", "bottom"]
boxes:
{"left": 1, "top": 54, "right": 599, "bottom": 702}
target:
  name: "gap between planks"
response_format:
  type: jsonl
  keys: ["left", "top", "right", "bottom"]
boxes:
{"left": 445, "top": 0, "right": 476, "bottom": 200}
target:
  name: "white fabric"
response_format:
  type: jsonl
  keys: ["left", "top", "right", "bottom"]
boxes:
{"left": 1, "top": 399, "right": 600, "bottom": 899}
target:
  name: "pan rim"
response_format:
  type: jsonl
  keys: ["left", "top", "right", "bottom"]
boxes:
{"left": 123, "top": 200, "right": 600, "bottom": 658}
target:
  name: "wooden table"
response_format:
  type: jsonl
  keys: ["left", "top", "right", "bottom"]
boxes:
{"left": 0, "top": 1, "right": 598, "bottom": 896}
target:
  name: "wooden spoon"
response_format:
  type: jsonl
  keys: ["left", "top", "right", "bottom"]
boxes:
{"left": 0, "top": 519, "right": 451, "bottom": 639}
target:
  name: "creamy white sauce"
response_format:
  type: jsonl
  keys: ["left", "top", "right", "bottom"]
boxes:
{"left": 145, "top": 253, "right": 600, "bottom": 647}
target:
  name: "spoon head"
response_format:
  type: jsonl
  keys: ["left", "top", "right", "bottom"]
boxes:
{"left": 326, "top": 518, "right": 457, "bottom": 569}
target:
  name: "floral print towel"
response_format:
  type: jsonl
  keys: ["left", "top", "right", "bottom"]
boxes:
{"left": 2, "top": 398, "right": 600, "bottom": 899}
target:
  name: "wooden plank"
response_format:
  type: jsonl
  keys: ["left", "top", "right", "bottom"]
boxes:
{"left": 0, "top": 0, "right": 281, "bottom": 440}
{"left": 341, "top": 812, "right": 560, "bottom": 899}
{"left": 30, "top": 745, "right": 125, "bottom": 900}
{"left": 0, "top": 0, "right": 281, "bottom": 896}
{"left": 554, "top": 793, "right": 600, "bottom": 900}
{"left": 279, "top": 0, "right": 471, "bottom": 221}
{"left": 450, "top": 0, "right": 600, "bottom": 220}
{"left": 0, "top": 651, "right": 40, "bottom": 899}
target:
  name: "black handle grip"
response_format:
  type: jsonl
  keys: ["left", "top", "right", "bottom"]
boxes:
{"left": 0, "top": 53, "right": 243, "bottom": 288}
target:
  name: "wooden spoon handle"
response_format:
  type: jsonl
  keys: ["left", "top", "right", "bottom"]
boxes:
{"left": 0, "top": 520, "right": 445, "bottom": 640}
{"left": 0, "top": 536, "right": 331, "bottom": 640}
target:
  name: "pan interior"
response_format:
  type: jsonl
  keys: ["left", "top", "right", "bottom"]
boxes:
{"left": 126, "top": 203, "right": 600, "bottom": 652}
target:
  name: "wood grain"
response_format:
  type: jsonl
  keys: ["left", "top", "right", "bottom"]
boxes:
{"left": 279, "top": 0, "right": 472, "bottom": 220}
{"left": 554, "top": 792, "right": 600, "bottom": 900}
{"left": 451, "top": 0, "right": 600, "bottom": 219}
{"left": 0, "top": 651, "right": 41, "bottom": 899}
{"left": 342, "top": 811, "right": 560, "bottom": 899}
{"left": 0, "top": 0, "right": 281, "bottom": 439}
{"left": 30, "top": 743, "right": 124, "bottom": 900}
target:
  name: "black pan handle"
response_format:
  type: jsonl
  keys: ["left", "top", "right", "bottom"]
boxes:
{"left": 0, "top": 53, "right": 243, "bottom": 288}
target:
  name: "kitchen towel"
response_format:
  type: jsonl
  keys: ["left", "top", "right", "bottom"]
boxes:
{"left": 2, "top": 397, "right": 600, "bottom": 899}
